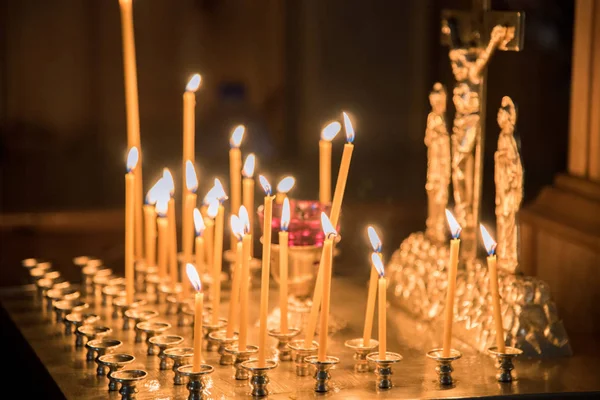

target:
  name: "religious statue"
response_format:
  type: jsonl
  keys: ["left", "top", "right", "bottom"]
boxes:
{"left": 494, "top": 96, "right": 523, "bottom": 273}
{"left": 425, "top": 83, "right": 451, "bottom": 243}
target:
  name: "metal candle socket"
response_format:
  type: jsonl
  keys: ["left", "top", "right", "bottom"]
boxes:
{"left": 305, "top": 355, "right": 340, "bottom": 393}
{"left": 488, "top": 346, "right": 523, "bottom": 383}
{"left": 268, "top": 328, "right": 300, "bottom": 361}
{"left": 426, "top": 348, "right": 462, "bottom": 386}
{"left": 76, "top": 325, "right": 111, "bottom": 350}
{"left": 208, "top": 330, "right": 238, "bottom": 365}
{"left": 178, "top": 364, "right": 214, "bottom": 400}
{"left": 202, "top": 318, "right": 228, "bottom": 351}
{"left": 344, "top": 338, "right": 379, "bottom": 372}
{"left": 164, "top": 347, "right": 194, "bottom": 385}
{"left": 242, "top": 359, "right": 279, "bottom": 397}
{"left": 136, "top": 321, "right": 172, "bottom": 355}
{"left": 86, "top": 338, "right": 123, "bottom": 375}
{"left": 124, "top": 309, "right": 159, "bottom": 343}
{"left": 366, "top": 352, "right": 403, "bottom": 390}
{"left": 64, "top": 312, "right": 100, "bottom": 335}
{"left": 54, "top": 299, "right": 88, "bottom": 325}
{"left": 224, "top": 344, "right": 259, "bottom": 380}
{"left": 148, "top": 335, "right": 184, "bottom": 369}
{"left": 167, "top": 295, "right": 191, "bottom": 326}
{"left": 112, "top": 297, "right": 147, "bottom": 329}
{"left": 110, "top": 369, "right": 147, "bottom": 400}
{"left": 97, "top": 353, "right": 135, "bottom": 391}
{"left": 287, "top": 339, "right": 318, "bottom": 376}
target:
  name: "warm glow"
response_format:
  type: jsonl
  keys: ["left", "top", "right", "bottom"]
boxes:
{"left": 185, "top": 161, "right": 198, "bottom": 192}
{"left": 242, "top": 154, "right": 256, "bottom": 178}
{"left": 155, "top": 196, "right": 169, "bottom": 217}
{"left": 186, "top": 74, "right": 201, "bottom": 92}
{"left": 276, "top": 176, "right": 295, "bottom": 194}
{"left": 146, "top": 179, "right": 163, "bottom": 205}
{"left": 207, "top": 199, "right": 219, "bottom": 219}
{"left": 342, "top": 112, "right": 355, "bottom": 143}
{"left": 186, "top": 263, "right": 202, "bottom": 292}
{"left": 162, "top": 168, "right": 175, "bottom": 196}
{"left": 321, "top": 121, "right": 341, "bottom": 141}
{"left": 259, "top": 175, "right": 272, "bottom": 196}
{"left": 239, "top": 205, "right": 250, "bottom": 234}
{"left": 371, "top": 252, "right": 385, "bottom": 277}
{"left": 230, "top": 215, "right": 244, "bottom": 241}
{"left": 321, "top": 212, "right": 337, "bottom": 238}
{"left": 367, "top": 226, "right": 382, "bottom": 253}
{"left": 193, "top": 208, "right": 205, "bottom": 236}
{"left": 202, "top": 186, "right": 217, "bottom": 205}
{"left": 281, "top": 198, "right": 291, "bottom": 231}
{"left": 126, "top": 147, "right": 139, "bottom": 172}
{"left": 230, "top": 125, "right": 245, "bottom": 148}
{"left": 213, "top": 178, "right": 228, "bottom": 202}
{"left": 445, "top": 209, "right": 462, "bottom": 239}
{"left": 480, "top": 224, "right": 497, "bottom": 256}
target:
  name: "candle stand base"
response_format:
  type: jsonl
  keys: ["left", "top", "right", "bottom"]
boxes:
{"left": 135, "top": 321, "right": 172, "bottom": 355}
{"left": 46, "top": 286, "right": 80, "bottom": 314}
{"left": 167, "top": 295, "right": 192, "bottom": 326}
{"left": 305, "top": 355, "right": 339, "bottom": 393}
{"left": 426, "top": 348, "right": 462, "bottom": 386}
{"left": 488, "top": 346, "right": 523, "bottom": 383}
{"left": 76, "top": 325, "right": 111, "bottom": 352}
{"left": 111, "top": 369, "right": 147, "bottom": 400}
{"left": 148, "top": 335, "right": 184, "bottom": 369}
{"left": 158, "top": 284, "right": 182, "bottom": 314}
{"left": 97, "top": 353, "right": 135, "bottom": 391}
{"left": 224, "top": 344, "right": 259, "bottom": 380}
{"left": 86, "top": 338, "right": 122, "bottom": 375}
{"left": 178, "top": 364, "right": 214, "bottom": 400}
{"left": 268, "top": 328, "right": 300, "bottom": 361}
{"left": 54, "top": 299, "right": 88, "bottom": 325}
{"left": 113, "top": 297, "right": 147, "bottom": 328}
{"left": 102, "top": 286, "right": 125, "bottom": 314}
{"left": 344, "top": 338, "right": 379, "bottom": 373}
{"left": 164, "top": 347, "right": 193, "bottom": 385}
{"left": 208, "top": 330, "right": 239, "bottom": 365}
{"left": 124, "top": 309, "right": 159, "bottom": 342}
{"left": 366, "top": 352, "right": 403, "bottom": 389}
{"left": 242, "top": 359, "right": 279, "bottom": 397}
{"left": 287, "top": 339, "right": 318, "bottom": 376}
{"left": 202, "top": 318, "right": 227, "bottom": 351}
{"left": 64, "top": 312, "right": 99, "bottom": 336}
{"left": 145, "top": 274, "right": 161, "bottom": 304}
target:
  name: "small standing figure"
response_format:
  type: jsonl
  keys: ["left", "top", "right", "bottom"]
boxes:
{"left": 495, "top": 96, "right": 523, "bottom": 273}
{"left": 425, "top": 83, "right": 451, "bottom": 243}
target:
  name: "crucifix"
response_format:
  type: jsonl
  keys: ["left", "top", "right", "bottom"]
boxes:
{"left": 441, "top": 0, "right": 525, "bottom": 265}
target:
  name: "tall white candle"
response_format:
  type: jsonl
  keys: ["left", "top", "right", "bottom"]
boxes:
{"left": 125, "top": 147, "right": 139, "bottom": 304}
{"left": 319, "top": 121, "right": 341, "bottom": 204}
{"left": 443, "top": 209, "right": 462, "bottom": 357}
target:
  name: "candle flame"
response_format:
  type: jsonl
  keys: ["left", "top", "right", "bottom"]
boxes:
{"left": 186, "top": 74, "right": 201, "bottom": 92}
{"left": 230, "top": 215, "right": 244, "bottom": 241}
{"left": 242, "top": 154, "right": 256, "bottom": 178}
{"left": 342, "top": 112, "right": 355, "bottom": 143}
{"left": 371, "top": 252, "right": 385, "bottom": 277}
{"left": 155, "top": 196, "right": 169, "bottom": 217}
{"left": 185, "top": 161, "right": 198, "bottom": 192}
{"left": 230, "top": 125, "right": 245, "bottom": 148}
{"left": 193, "top": 208, "right": 205, "bottom": 236}
{"left": 321, "top": 212, "right": 337, "bottom": 238}
{"left": 445, "top": 209, "right": 462, "bottom": 239}
{"left": 276, "top": 176, "right": 295, "bottom": 194}
{"left": 186, "top": 263, "right": 202, "bottom": 292}
{"left": 259, "top": 175, "right": 272, "bottom": 196}
{"left": 213, "top": 178, "right": 228, "bottom": 203}
{"left": 367, "top": 226, "right": 382, "bottom": 253}
{"left": 239, "top": 205, "right": 250, "bottom": 234}
{"left": 146, "top": 179, "right": 163, "bottom": 205}
{"left": 281, "top": 197, "right": 290, "bottom": 231}
{"left": 202, "top": 185, "right": 217, "bottom": 205}
{"left": 207, "top": 198, "right": 219, "bottom": 219}
{"left": 126, "top": 147, "right": 139, "bottom": 172}
{"left": 162, "top": 168, "right": 175, "bottom": 196}
{"left": 479, "top": 224, "right": 497, "bottom": 256}
{"left": 321, "top": 121, "right": 341, "bottom": 141}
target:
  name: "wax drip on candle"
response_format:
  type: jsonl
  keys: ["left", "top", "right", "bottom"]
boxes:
{"left": 185, "top": 161, "right": 198, "bottom": 193}
{"left": 230, "top": 125, "right": 245, "bottom": 148}
{"left": 194, "top": 208, "right": 205, "bottom": 237}
{"left": 186, "top": 74, "right": 201, "bottom": 92}
{"left": 322, "top": 121, "right": 341, "bottom": 141}
{"left": 242, "top": 154, "right": 256, "bottom": 178}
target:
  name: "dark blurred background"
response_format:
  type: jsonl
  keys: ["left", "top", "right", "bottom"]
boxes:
{"left": 0, "top": 0, "right": 574, "bottom": 285}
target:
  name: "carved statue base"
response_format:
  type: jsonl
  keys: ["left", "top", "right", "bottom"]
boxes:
{"left": 388, "top": 232, "right": 571, "bottom": 357}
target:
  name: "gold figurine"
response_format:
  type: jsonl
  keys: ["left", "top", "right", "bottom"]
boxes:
{"left": 425, "top": 83, "right": 451, "bottom": 244}
{"left": 494, "top": 96, "right": 523, "bottom": 273}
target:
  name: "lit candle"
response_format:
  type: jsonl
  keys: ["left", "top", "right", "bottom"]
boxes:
{"left": 156, "top": 195, "right": 169, "bottom": 279}
{"left": 143, "top": 180, "right": 162, "bottom": 269}
{"left": 182, "top": 74, "right": 201, "bottom": 209}
{"left": 229, "top": 125, "right": 245, "bottom": 251}
{"left": 193, "top": 208, "right": 205, "bottom": 274}
{"left": 442, "top": 209, "right": 462, "bottom": 357}
{"left": 363, "top": 226, "right": 382, "bottom": 346}
{"left": 480, "top": 224, "right": 505, "bottom": 353}
{"left": 186, "top": 263, "right": 204, "bottom": 372}
{"left": 258, "top": 175, "right": 275, "bottom": 367}
{"left": 319, "top": 121, "right": 341, "bottom": 204}
{"left": 275, "top": 176, "right": 295, "bottom": 204}
{"left": 279, "top": 197, "right": 290, "bottom": 333}
{"left": 203, "top": 187, "right": 219, "bottom": 271}
{"left": 182, "top": 161, "right": 198, "bottom": 297}
{"left": 370, "top": 253, "right": 387, "bottom": 359}
{"left": 226, "top": 212, "right": 244, "bottom": 338}
{"left": 238, "top": 206, "right": 252, "bottom": 350}
{"left": 242, "top": 154, "right": 256, "bottom": 252}
{"left": 125, "top": 147, "right": 139, "bottom": 304}
{"left": 212, "top": 179, "right": 227, "bottom": 324}
{"left": 163, "top": 169, "right": 178, "bottom": 286}
{"left": 318, "top": 213, "right": 337, "bottom": 361}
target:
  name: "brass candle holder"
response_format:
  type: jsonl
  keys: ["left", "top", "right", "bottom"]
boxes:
{"left": 178, "top": 364, "right": 214, "bottom": 400}
{"left": 86, "top": 338, "right": 123, "bottom": 375}
{"left": 426, "top": 348, "right": 462, "bottom": 386}
{"left": 167, "top": 295, "right": 192, "bottom": 326}
{"left": 366, "top": 352, "right": 403, "bottom": 390}
{"left": 54, "top": 299, "right": 88, "bottom": 325}
{"left": 124, "top": 309, "right": 159, "bottom": 342}
{"left": 287, "top": 339, "right": 318, "bottom": 376}
{"left": 208, "top": 330, "right": 239, "bottom": 365}
{"left": 76, "top": 325, "right": 111, "bottom": 350}
{"left": 224, "top": 344, "right": 259, "bottom": 380}
{"left": 242, "top": 359, "right": 279, "bottom": 397}
{"left": 268, "top": 328, "right": 300, "bottom": 361}
{"left": 164, "top": 347, "right": 194, "bottom": 385}
{"left": 136, "top": 321, "right": 172, "bottom": 355}
{"left": 344, "top": 338, "right": 379, "bottom": 372}
{"left": 97, "top": 353, "right": 135, "bottom": 391}
{"left": 202, "top": 318, "right": 227, "bottom": 352}
{"left": 93, "top": 273, "right": 111, "bottom": 305}
{"left": 64, "top": 312, "right": 99, "bottom": 335}
{"left": 102, "top": 285, "right": 125, "bottom": 313}
{"left": 488, "top": 346, "right": 523, "bottom": 383}
{"left": 112, "top": 297, "right": 147, "bottom": 328}
{"left": 110, "top": 369, "right": 147, "bottom": 400}
{"left": 36, "top": 277, "right": 68, "bottom": 305}
{"left": 148, "top": 334, "right": 184, "bottom": 369}
{"left": 158, "top": 282, "right": 182, "bottom": 311}
{"left": 305, "top": 355, "right": 340, "bottom": 393}
{"left": 145, "top": 273, "right": 161, "bottom": 304}
{"left": 46, "top": 287, "right": 79, "bottom": 313}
